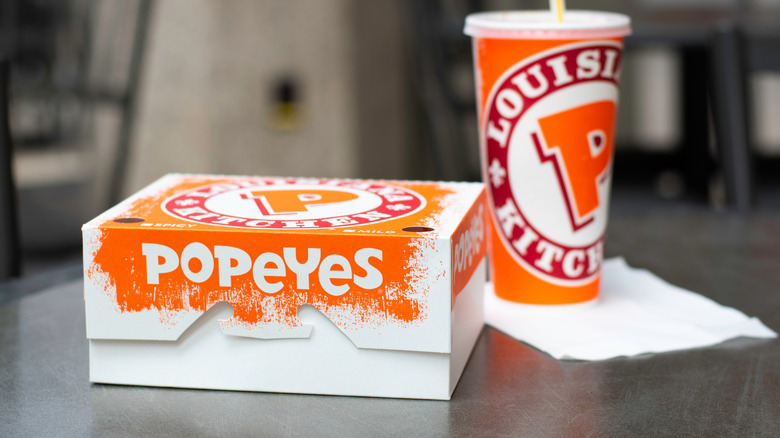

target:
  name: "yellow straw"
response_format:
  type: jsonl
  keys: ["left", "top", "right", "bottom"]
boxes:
{"left": 550, "top": 0, "right": 565, "bottom": 22}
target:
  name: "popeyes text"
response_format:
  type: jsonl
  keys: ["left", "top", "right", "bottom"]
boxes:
{"left": 142, "top": 243, "right": 383, "bottom": 296}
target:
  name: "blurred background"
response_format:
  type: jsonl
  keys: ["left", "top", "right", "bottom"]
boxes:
{"left": 1, "top": 0, "right": 780, "bottom": 277}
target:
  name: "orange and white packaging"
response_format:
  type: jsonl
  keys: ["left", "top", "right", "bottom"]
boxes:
{"left": 82, "top": 174, "right": 487, "bottom": 400}
{"left": 464, "top": 11, "right": 631, "bottom": 305}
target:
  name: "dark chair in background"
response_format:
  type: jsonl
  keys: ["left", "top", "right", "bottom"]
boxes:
{"left": 710, "top": 16, "right": 780, "bottom": 211}
{"left": 5, "top": 0, "right": 152, "bottom": 259}
{"left": 1, "top": 0, "right": 21, "bottom": 280}
{"left": 404, "top": 0, "right": 481, "bottom": 182}
{"left": 710, "top": 22, "right": 753, "bottom": 212}
{"left": 1, "top": 58, "right": 21, "bottom": 281}
{"left": 609, "top": 5, "right": 779, "bottom": 211}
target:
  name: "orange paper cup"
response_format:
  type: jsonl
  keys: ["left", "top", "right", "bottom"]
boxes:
{"left": 464, "top": 11, "right": 631, "bottom": 304}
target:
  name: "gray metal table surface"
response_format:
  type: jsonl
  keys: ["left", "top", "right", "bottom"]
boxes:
{"left": 2, "top": 211, "right": 780, "bottom": 437}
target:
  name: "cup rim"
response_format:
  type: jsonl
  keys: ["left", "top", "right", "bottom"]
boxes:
{"left": 464, "top": 10, "right": 632, "bottom": 40}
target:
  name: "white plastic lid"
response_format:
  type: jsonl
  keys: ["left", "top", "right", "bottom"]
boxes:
{"left": 464, "top": 10, "right": 631, "bottom": 40}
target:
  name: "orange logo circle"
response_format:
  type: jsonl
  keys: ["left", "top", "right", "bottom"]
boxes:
{"left": 162, "top": 178, "right": 426, "bottom": 229}
{"left": 483, "top": 41, "right": 622, "bottom": 285}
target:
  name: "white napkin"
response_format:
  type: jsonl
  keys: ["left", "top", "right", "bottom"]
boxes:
{"left": 484, "top": 257, "right": 777, "bottom": 361}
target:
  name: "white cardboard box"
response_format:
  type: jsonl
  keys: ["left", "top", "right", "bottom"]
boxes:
{"left": 83, "top": 175, "right": 487, "bottom": 400}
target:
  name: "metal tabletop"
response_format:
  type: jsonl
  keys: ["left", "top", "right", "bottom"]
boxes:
{"left": 2, "top": 211, "right": 780, "bottom": 437}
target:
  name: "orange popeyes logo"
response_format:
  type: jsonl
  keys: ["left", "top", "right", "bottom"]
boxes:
{"left": 482, "top": 41, "right": 622, "bottom": 285}
{"left": 534, "top": 101, "right": 615, "bottom": 231}
{"left": 162, "top": 178, "right": 426, "bottom": 229}
{"left": 241, "top": 189, "right": 360, "bottom": 215}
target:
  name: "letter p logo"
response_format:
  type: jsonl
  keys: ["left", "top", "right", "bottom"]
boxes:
{"left": 533, "top": 100, "right": 616, "bottom": 231}
{"left": 241, "top": 189, "right": 360, "bottom": 215}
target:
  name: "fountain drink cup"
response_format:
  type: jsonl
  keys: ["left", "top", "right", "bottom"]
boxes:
{"left": 464, "top": 11, "right": 631, "bottom": 304}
